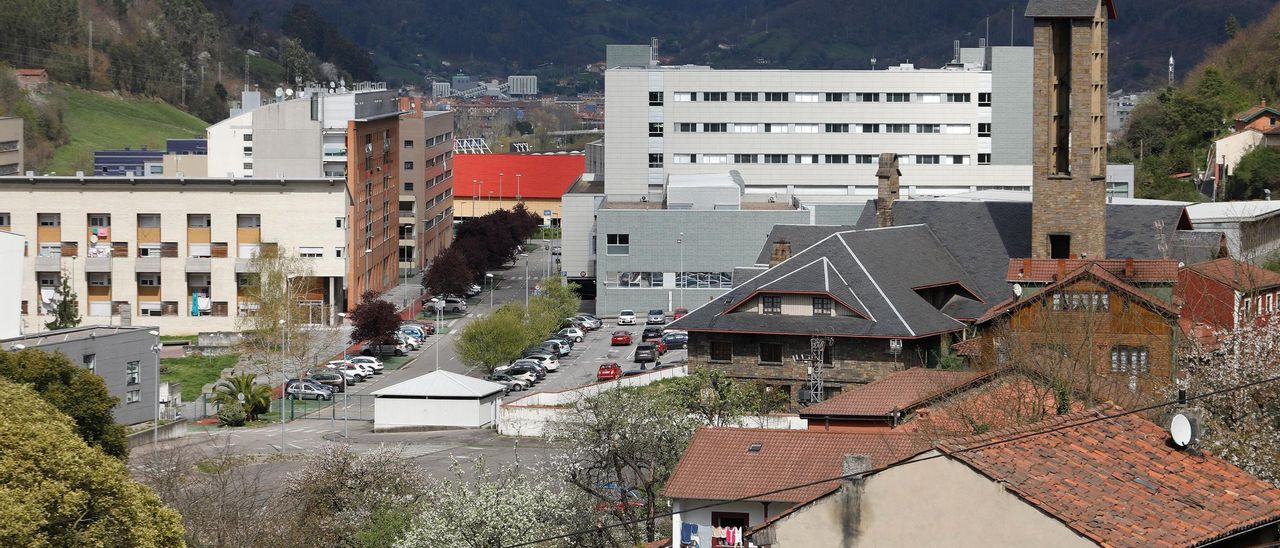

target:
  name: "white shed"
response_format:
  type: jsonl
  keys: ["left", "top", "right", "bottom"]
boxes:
{"left": 372, "top": 370, "right": 506, "bottom": 431}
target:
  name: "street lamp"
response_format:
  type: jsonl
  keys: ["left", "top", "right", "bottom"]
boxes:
{"left": 519, "top": 253, "right": 530, "bottom": 308}
{"left": 148, "top": 330, "right": 161, "bottom": 447}
{"left": 516, "top": 173, "right": 522, "bottom": 203}
{"left": 278, "top": 317, "right": 287, "bottom": 452}
{"left": 543, "top": 238, "right": 551, "bottom": 278}
{"left": 499, "top": 172, "right": 504, "bottom": 211}
{"left": 471, "top": 179, "right": 481, "bottom": 219}
{"left": 486, "top": 272, "right": 495, "bottom": 310}
{"left": 336, "top": 312, "right": 349, "bottom": 437}
{"left": 363, "top": 248, "right": 372, "bottom": 297}
{"left": 678, "top": 232, "right": 685, "bottom": 308}
{"left": 428, "top": 298, "right": 444, "bottom": 371}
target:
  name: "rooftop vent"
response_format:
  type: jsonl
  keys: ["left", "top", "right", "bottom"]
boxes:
{"left": 747, "top": 443, "right": 763, "bottom": 453}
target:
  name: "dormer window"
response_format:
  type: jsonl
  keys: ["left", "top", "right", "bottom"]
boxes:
{"left": 813, "top": 297, "right": 833, "bottom": 316}
{"left": 762, "top": 295, "right": 782, "bottom": 315}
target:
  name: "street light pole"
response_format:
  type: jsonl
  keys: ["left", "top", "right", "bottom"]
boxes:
{"left": 499, "top": 172, "right": 504, "bottom": 211}
{"left": 148, "top": 330, "right": 161, "bottom": 447}
{"left": 486, "top": 273, "right": 495, "bottom": 310}
{"left": 278, "top": 314, "right": 286, "bottom": 453}
{"left": 543, "top": 238, "right": 551, "bottom": 278}
{"left": 678, "top": 232, "right": 685, "bottom": 308}
{"left": 522, "top": 253, "right": 530, "bottom": 308}
{"left": 516, "top": 173, "right": 522, "bottom": 203}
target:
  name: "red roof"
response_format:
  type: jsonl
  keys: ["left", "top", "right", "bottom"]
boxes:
{"left": 799, "top": 368, "right": 991, "bottom": 419}
{"left": 452, "top": 154, "right": 584, "bottom": 199}
{"left": 15, "top": 68, "right": 47, "bottom": 77}
{"left": 1006, "top": 258, "right": 1180, "bottom": 283}
{"left": 1183, "top": 257, "right": 1280, "bottom": 292}
{"left": 938, "top": 406, "right": 1280, "bottom": 547}
{"left": 662, "top": 427, "right": 929, "bottom": 503}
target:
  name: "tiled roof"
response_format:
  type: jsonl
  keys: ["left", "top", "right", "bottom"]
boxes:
{"left": 452, "top": 153, "right": 584, "bottom": 199}
{"left": 1025, "top": 0, "right": 1115, "bottom": 19}
{"left": 663, "top": 428, "right": 929, "bottom": 503}
{"left": 1183, "top": 257, "right": 1280, "bottom": 291}
{"left": 670, "top": 225, "right": 982, "bottom": 339}
{"left": 1235, "top": 103, "right": 1280, "bottom": 123}
{"left": 899, "top": 373, "right": 1086, "bottom": 437}
{"left": 1006, "top": 258, "right": 1180, "bottom": 283}
{"left": 938, "top": 407, "right": 1280, "bottom": 548}
{"left": 799, "top": 368, "right": 991, "bottom": 419}
{"left": 979, "top": 262, "right": 1180, "bottom": 323}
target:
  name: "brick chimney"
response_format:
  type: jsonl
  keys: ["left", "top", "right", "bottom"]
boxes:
{"left": 876, "top": 153, "right": 901, "bottom": 228}
{"left": 769, "top": 239, "right": 792, "bottom": 267}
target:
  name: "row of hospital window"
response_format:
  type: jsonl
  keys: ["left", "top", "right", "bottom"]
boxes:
{"left": 605, "top": 271, "right": 734, "bottom": 289}
{"left": 663, "top": 122, "right": 992, "bottom": 136}
{"left": 651, "top": 91, "right": 992, "bottom": 106}
{"left": 652, "top": 153, "right": 991, "bottom": 166}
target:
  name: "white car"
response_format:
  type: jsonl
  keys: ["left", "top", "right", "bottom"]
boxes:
{"left": 617, "top": 310, "right": 636, "bottom": 325}
{"left": 397, "top": 333, "right": 421, "bottom": 351}
{"left": 349, "top": 356, "right": 384, "bottom": 373}
{"left": 495, "top": 367, "right": 537, "bottom": 384}
{"left": 557, "top": 327, "right": 585, "bottom": 343}
{"left": 522, "top": 353, "right": 560, "bottom": 371}
{"left": 326, "top": 360, "right": 372, "bottom": 380}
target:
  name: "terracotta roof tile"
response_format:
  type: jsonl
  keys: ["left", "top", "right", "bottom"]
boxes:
{"left": 1183, "top": 257, "right": 1280, "bottom": 292}
{"left": 663, "top": 428, "right": 929, "bottom": 503}
{"left": 1006, "top": 258, "right": 1180, "bottom": 283}
{"left": 799, "top": 368, "right": 992, "bottom": 419}
{"left": 980, "top": 262, "right": 1180, "bottom": 323}
{"left": 937, "top": 407, "right": 1280, "bottom": 547}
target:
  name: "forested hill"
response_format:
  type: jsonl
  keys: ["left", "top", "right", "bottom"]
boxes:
{"left": 229, "top": 0, "right": 1270, "bottom": 91}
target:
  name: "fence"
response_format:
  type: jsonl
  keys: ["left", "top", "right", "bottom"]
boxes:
{"left": 499, "top": 365, "right": 688, "bottom": 437}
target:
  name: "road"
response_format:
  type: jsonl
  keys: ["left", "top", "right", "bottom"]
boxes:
{"left": 140, "top": 239, "right": 685, "bottom": 477}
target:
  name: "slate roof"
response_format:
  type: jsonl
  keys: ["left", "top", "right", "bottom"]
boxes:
{"left": 1183, "top": 257, "right": 1280, "bottom": 291}
{"left": 754, "top": 224, "right": 860, "bottom": 266}
{"left": 851, "top": 200, "right": 1201, "bottom": 304}
{"left": 1024, "top": 0, "right": 1115, "bottom": 19}
{"left": 799, "top": 368, "right": 993, "bottom": 419}
{"left": 662, "top": 427, "right": 930, "bottom": 503}
{"left": 371, "top": 369, "right": 505, "bottom": 398}
{"left": 938, "top": 406, "right": 1280, "bottom": 548}
{"left": 670, "top": 225, "right": 983, "bottom": 339}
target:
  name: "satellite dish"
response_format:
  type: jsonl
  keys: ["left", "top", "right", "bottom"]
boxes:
{"left": 274, "top": 87, "right": 284, "bottom": 98}
{"left": 285, "top": 88, "right": 294, "bottom": 97}
{"left": 1170, "top": 413, "right": 1193, "bottom": 447}
{"left": 1013, "top": 283, "right": 1023, "bottom": 298}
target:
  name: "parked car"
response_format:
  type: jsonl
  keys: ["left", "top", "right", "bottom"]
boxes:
{"left": 521, "top": 353, "right": 560, "bottom": 371}
{"left": 501, "top": 363, "right": 545, "bottom": 381}
{"left": 430, "top": 297, "right": 468, "bottom": 313}
{"left": 558, "top": 327, "right": 585, "bottom": 343}
{"left": 540, "top": 340, "right": 571, "bottom": 357}
{"left": 315, "top": 367, "right": 359, "bottom": 386}
{"left": 285, "top": 379, "right": 333, "bottom": 401}
{"left": 562, "top": 317, "right": 588, "bottom": 332}
{"left": 596, "top": 362, "right": 622, "bottom": 382}
{"left": 465, "top": 284, "right": 483, "bottom": 297}
{"left": 497, "top": 368, "right": 538, "bottom": 385}
{"left": 611, "top": 330, "right": 633, "bottom": 346}
{"left": 617, "top": 310, "right": 637, "bottom": 325}
{"left": 488, "top": 373, "right": 529, "bottom": 392}
{"left": 361, "top": 341, "right": 406, "bottom": 357}
{"left": 400, "top": 324, "right": 431, "bottom": 340}
{"left": 512, "top": 358, "right": 552, "bottom": 374}
{"left": 305, "top": 370, "right": 348, "bottom": 393}
{"left": 634, "top": 343, "right": 659, "bottom": 364}
{"left": 661, "top": 332, "right": 689, "bottom": 350}
{"left": 545, "top": 334, "right": 575, "bottom": 348}
{"left": 647, "top": 309, "right": 666, "bottom": 325}
{"left": 326, "top": 360, "right": 371, "bottom": 381}
{"left": 574, "top": 315, "right": 602, "bottom": 330}
{"left": 673, "top": 307, "right": 689, "bottom": 320}
{"left": 642, "top": 326, "right": 664, "bottom": 341}
{"left": 349, "top": 356, "right": 385, "bottom": 374}
{"left": 396, "top": 333, "right": 421, "bottom": 351}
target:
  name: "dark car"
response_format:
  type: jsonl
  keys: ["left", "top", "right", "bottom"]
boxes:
{"left": 304, "top": 370, "right": 348, "bottom": 393}
{"left": 634, "top": 343, "right": 658, "bottom": 364}
{"left": 661, "top": 332, "right": 689, "bottom": 350}
{"left": 511, "top": 358, "right": 549, "bottom": 375}
{"left": 642, "top": 326, "right": 664, "bottom": 341}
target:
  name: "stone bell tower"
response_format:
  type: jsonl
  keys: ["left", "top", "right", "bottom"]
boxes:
{"left": 1027, "top": 0, "right": 1115, "bottom": 259}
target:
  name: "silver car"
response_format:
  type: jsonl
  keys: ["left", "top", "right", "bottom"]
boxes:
{"left": 647, "top": 309, "right": 666, "bottom": 325}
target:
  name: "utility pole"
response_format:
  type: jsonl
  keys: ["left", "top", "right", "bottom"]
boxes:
{"left": 87, "top": 21, "right": 93, "bottom": 78}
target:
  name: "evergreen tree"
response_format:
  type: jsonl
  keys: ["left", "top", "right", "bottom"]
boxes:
{"left": 44, "top": 271, "right": 81, "bottom": 331}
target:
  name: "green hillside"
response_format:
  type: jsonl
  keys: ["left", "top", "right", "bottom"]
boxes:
{"left": 43, "top": 86, "right": 207, "bottom": 175}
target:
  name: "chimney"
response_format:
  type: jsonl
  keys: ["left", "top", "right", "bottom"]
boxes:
{"left": 1056, "top": 259, "right": 1066, "bottom": 281}
{"left": 876, "top": 153, "right": 901, "bottom": 228}
{"left": 1124, "top": 257, "right": 1135, "bottom": 278}
{"left": 840, "top": 454, "right": 870, "bottom": 540}
{"left": 770, "top": 239, "right": 792, "bottom": 267}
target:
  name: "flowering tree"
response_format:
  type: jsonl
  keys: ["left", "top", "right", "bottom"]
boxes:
{"left": 285, "top": 445, "right": 428, "bottom": 546}
{"left": 1181, "top": 317, "right": 1280, "bottom": 484}
{"left": 395, "top": 457, "right": 591, "bottom": 548}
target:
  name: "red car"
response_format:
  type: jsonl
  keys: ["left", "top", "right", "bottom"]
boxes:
{"left": 641, "top": 334, "right": 668, "bottom": 355}
{"left": 673, "top": 307, "right": 689, "bottom": 320}
{"left": 597, "top": 362, "right": 622, "bottom": 382}
{"left": 610, "top": 330, "right": 633, "bottom": 346}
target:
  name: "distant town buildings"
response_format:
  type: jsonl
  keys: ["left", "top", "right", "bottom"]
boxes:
{"left": 93, "top": 139, "right": 207, "bottom": 177}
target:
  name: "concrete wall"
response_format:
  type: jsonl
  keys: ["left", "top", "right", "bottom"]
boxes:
{"left": 252, "top": 99, "right": 323, "bottom": 178}
{"left": 4, "top": 327, "right": 159, "bottom": 425}
{"left": 561, "top": 191, "right": 604, "bottom": 279}
{"left": 594, "top": 208, "right": 810, "bottom": 315}
{"left": 127, "top": 419, "right": 187, "bottom": 448}
{"left": 1, "top": 178, "right": 347, "bottom": 334}
{"left": 161, "top": 154, "right": 209, "bottom": 178}
{"left": 499, "top": 365, "right": 687, "bottom": 437}
{"left": 206, "top": 110, "right": 253, "bottom": 178}
{"left": 988, "top": 47, "right": 1034, "bottom": 166}
{"left": 0, "top": 232, "right": 21, "bottom": 339}
{"left": 373, "top": 396, "right": 495, "bottom": 430}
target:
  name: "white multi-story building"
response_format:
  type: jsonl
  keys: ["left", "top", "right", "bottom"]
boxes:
{"left": 0, "top": 176, "right": 348, "bottom": 335}
{"left": 0, "top": 230, "right": 22, "bottom": 338}
{"left": 507, "top": 75, "right": 538, "bottom": 96}
{"left": 604, "top": 45, "right": 1043, "bottom": 199}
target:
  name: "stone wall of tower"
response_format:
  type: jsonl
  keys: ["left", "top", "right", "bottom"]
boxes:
{"left": 1030, "top": 2, "right": 1109, "bottom": 260}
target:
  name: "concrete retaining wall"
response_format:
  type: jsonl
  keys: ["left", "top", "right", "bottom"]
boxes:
{"left": 127, "top": 419, "right": 188, "bottom": 449}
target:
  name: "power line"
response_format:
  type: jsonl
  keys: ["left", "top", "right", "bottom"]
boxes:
{"left": 505, "top": 372, "right": 1280, "bottom": 547}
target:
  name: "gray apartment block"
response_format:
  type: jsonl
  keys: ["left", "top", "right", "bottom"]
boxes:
{"left": 594, "top": 207, "right": 810, "bottom": 315}
{"left": 1, "top": 326, "right": 158, "bottom": 425}
{"left": 0, "top": 117, "right": 22, "bottom": 176}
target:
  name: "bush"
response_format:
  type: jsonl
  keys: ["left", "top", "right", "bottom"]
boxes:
{"left": 217, "top": 401, "right": 246, "bottom": 427}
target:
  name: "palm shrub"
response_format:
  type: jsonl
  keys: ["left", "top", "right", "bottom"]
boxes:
{"left": 212, "top": 373, "right": 273, "bottom": 421}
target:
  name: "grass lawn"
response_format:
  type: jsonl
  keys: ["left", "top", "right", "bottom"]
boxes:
{"left": 160, "top": 353, "right": 240, "bottom": 400}
{"left": 45, "top": 86, "right": 208, "bottom": 175}
{"left": 381, "top": 356, "right": 412, "bottom": 371}
{"left": 160, "top": 335, "right": 198, "bottom": 344}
